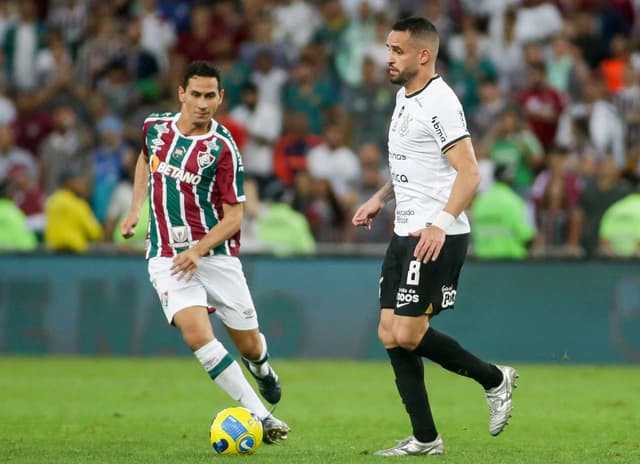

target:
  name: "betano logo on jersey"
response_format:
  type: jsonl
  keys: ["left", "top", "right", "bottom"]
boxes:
{"left": 150, "top": 155, "right": 201, "bottom": 185}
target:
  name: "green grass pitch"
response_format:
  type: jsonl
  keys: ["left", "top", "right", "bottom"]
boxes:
{"left": 1, "top": 357, "right": 639, "bottom": 463}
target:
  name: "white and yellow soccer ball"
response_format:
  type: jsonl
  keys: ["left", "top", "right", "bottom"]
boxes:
{"left": 209, "top": 407, "right": 263, "bottom": 455}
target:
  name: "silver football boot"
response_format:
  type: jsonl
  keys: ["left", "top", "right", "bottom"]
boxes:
{"left": 375, "top": 434, "right": 444, "bottom": 456}
{"left": 485, "top": 365, "right": 518, "bottom": 436}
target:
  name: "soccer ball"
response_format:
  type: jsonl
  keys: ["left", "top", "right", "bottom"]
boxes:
{"left": 209, "top": 407, "right": 263, "bottom": 455}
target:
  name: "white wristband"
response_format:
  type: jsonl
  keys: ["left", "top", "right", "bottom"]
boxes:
{"left": 431, "top": 211, "right": 455, "bottom": 232}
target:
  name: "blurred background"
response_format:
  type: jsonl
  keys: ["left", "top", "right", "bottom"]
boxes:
{"left": 0, "top": 0, "right": 638, "bottom": 362}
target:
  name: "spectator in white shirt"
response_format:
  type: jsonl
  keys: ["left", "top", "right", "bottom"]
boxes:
{"left": 230, "top": 82, "right": 283, "bottom": 199}
{"left": 307, "top": 122, "right": 361, "bottom": 205}
{"left": 138, "top": 0, "right": 176, "bottom": 71}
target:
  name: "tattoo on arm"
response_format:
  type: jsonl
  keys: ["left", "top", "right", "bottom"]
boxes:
{"left": 376, "top": 181, "right": 395, "bottom": 203}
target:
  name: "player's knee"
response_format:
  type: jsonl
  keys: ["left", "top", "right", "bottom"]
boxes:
{"left": 238, "top": 343, "right": 262, "bottom": 360}
{"left": 181, "top": 328, "right": 213, "bottom": 351}
{"left": 378, "top": 324, "right": 395, "bottom": 348}
{"left": 236, "top": 336, "right": 262, "bottom": 360}
{"left": 394, "top": 332, "right": 419, "bottom": 351}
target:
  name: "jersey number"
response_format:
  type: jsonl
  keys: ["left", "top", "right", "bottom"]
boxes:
{"left": 406, "top": 260, "right": 421, "bottom": 286}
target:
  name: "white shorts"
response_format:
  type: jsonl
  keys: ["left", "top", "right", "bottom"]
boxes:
{"left": 148, "top": 255, "right": 259, "bottom": 330}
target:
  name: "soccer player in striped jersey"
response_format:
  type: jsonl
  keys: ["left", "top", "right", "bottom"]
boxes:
{"left": 120, "top": 61, "right": 289, "bottom": 443}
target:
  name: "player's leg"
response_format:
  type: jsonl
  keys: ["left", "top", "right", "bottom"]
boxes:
{"left": 226, "top": 327, "right": 281, "bottom": 405}
{"left": 379, "top": 310, "right": 442, "bottom": 451}
{"left": 171, "top": 306, "right": 268, "bottom": 417}
{"left": 199, "top": 255, "right": 288, "bottom": 443}
{"left": 398, "top": 234, "right": 517, "bottom": 435}
{"left": 413, "top": 324, "right": 517, "bottom": 436}
{"left": 375, "top": 236, "right": 443, "bottom": 456}
{"left": 148, "top": 258, "right": 272, "bottom": 425}
{"left": 393, "top": 234, "right": 503, "bottom": 387}
{"left": 413, "top": 324, "right": 503, "bottom": 389}
{"left": 201, "top": 255, "right": 282, "bottom": 405}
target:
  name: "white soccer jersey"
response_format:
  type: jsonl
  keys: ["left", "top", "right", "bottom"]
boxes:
{"left": 388, "top": 75, "right": 471, "bottom": 236}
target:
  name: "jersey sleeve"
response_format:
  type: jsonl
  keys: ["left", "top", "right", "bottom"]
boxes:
{"left": 428, "top": 89, "right": 470, "bottom": 153}
{"left": 213, "top": 143, "right": 246, "bottom": 205}
{"left": 141, "top": 120, "right": 153, "bottom": 157}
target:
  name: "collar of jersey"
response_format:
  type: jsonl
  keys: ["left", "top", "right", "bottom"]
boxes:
{"left": 171, "top": 112, "right": 218, "bottom": 139}
{"left": 405, "top": 74, "right": 440, "bottom": 99}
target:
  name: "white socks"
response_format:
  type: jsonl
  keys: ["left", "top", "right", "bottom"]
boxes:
{"left": 194, "top": 339, "right": 269, "bottom": 419}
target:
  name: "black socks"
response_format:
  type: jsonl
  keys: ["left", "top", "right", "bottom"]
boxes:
{"left": 386, "top": 347, "right": 438, "bottom": 443}
{"left": 413, "top": 327, "right": 503, "bottom": 390}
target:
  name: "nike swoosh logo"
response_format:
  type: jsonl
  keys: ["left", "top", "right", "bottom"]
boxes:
{"left": 397, "top": 302, "right": 411, "bottom": 308}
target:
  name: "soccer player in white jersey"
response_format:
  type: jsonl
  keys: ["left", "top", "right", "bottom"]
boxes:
{"left": 120, "top": 61, "right": 289, "bottom": 444}
{"left": 352, "top": 17, "right": 517, "bottom": 456}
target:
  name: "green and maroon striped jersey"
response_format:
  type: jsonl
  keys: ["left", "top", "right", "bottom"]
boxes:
{"left": 142, "top": 112, "right": 245, "bottom": 258}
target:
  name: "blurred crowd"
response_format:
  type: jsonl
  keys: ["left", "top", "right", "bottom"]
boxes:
{"left": 0, "top": 0, "right": 639, "bottom": 258}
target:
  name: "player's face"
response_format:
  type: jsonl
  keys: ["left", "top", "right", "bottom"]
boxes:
{"left": 386, "top": 30, "right": 422, "bottom": 86}
{"left": 179, "top": 76, "right": 224, "bottom": 126}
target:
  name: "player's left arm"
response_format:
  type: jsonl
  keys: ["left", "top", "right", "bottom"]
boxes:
{"left": 193, "top": 202, "right": 243, "bottom": 256}
{"left": 441, "top": 138, "right": 481, "bottom": 218}
{"left": 411, "top": 138, "right": 480, "bottom": 262}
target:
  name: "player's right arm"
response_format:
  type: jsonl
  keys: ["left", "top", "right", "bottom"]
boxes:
{"left": 352, "top": 181, "right": 394, "bottom": 230}
{"left": 120, "top": 151, "right": 149, "bottom": 239}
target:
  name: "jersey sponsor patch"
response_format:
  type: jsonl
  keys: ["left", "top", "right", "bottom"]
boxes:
{"left": 396, "top": 208, "right": 415, "bottom": 224}
{"left": 171, "top": 226, "right": 189, "bottom": 243}
{"left": 397, "top": 288, "right": 420, "bottom": 306}
{"left": 150, "top": 122, "right": 170, "bottom": 155}
{"left": 430, "top": 115, "right": 447, "bottom": 143}
{"left": 441, "top": 285, "right": 457, "bottom": 308}
{"left": 155, "top": 160, "right": 202, "bottom": 185}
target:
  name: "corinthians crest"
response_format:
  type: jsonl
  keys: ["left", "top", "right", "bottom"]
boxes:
{"left": 399, "top": 112, "right": 412, "bottom": 136}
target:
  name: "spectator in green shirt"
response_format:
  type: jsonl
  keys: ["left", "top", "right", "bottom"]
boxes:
{"left": 283, "top": 55, "right": 338, "bottom": 135}
{"left": 481, "top": 107, "right": 544, "bottom": 195}
{"left": 257, "top": 202, "right": 316, "bottom": 257}
{"left": 0, "top": 180, "right": 37, "bottom": 252}
{"left": 599, "top": 178, "right": 640, "bottom": 257}
{"left": 471, "top": 165, "right": 536, "bottom": 259}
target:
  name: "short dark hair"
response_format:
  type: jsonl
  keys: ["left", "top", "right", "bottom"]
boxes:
{"left": 494, "top": 163, "right": 515, "bottom": 185}
{"left": 391, "top": 16, "right": 439, "bottom": 43}
{"left": 242, "top": 82, "right": 258, "bottom": 94}
{"left": 181, "top": 61, "right": 222, "bottom": 90}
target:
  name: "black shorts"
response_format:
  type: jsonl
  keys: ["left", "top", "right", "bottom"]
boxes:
{"left": 379, "top": 233, "right": 469, "bottom": 317}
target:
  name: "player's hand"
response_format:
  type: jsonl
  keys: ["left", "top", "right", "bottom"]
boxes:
{"left": 120, "top": 211, "right": 139, "bottom": 239}
{"left": 171, "top": 248, "right": 200, "bottom": 282}
{"left": 352, "top": 197, "right": 385, "bottom": 230}
{"left": 409, "top": 226, "right": 446, "bottom": 263}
